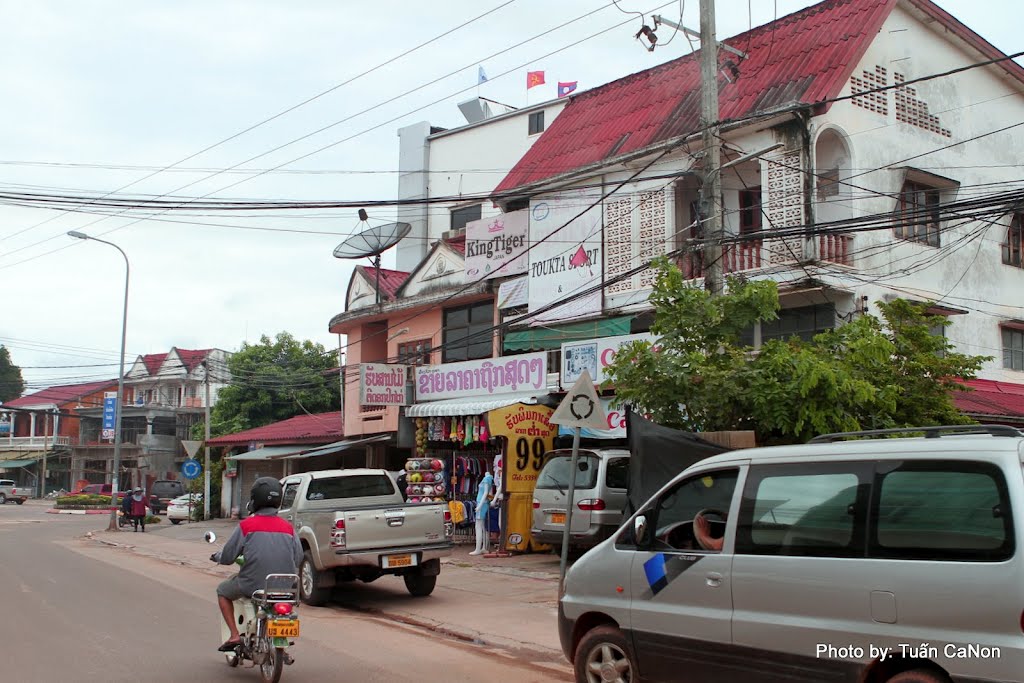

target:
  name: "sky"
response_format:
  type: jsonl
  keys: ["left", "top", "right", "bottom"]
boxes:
{"left": 0, "top": 0, "right": 1018, "bottom": 395}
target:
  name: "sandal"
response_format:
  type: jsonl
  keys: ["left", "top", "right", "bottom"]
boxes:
{"left": 218, "top": 639, "right": 241, "bottom": 652}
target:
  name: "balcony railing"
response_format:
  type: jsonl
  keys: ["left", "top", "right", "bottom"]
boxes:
{"left": 819, "top": 234, "right": 853, "bottom": 266}
{"left": 2, "top": 436, "right": 72, "bottom": 450}
{"left": 680, "top": 240, "right": 763, "bottom": 280}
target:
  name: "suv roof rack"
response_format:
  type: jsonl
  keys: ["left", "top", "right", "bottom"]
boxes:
{"left": 809, "top": 424, "right": 1024, "bottom": 443}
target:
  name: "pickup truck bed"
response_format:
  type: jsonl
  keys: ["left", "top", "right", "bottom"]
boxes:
{"left": 0, "top": 479, "right": 28, "bottom": 504}
{"left": 278, "top": 469, "right": 453, "bottom": 605}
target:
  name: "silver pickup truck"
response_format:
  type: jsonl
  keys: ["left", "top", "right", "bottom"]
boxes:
{"left": 278, "top": 469, "right": 453, "bottom": 605}
{"left": 0, "top": 479, "right": 28, "bottom": 504}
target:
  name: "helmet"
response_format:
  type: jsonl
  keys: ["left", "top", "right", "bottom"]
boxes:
{"left": 250, "top": 477, "right": 283, "bottom": 510}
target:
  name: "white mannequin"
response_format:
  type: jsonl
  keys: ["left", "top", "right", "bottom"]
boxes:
{"left": 470, "top": 471, "right": 495, "bottom": 556}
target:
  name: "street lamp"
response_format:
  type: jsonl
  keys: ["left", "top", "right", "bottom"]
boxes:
{"left": 68, "top": 230, "right": 129, "bottom": 532}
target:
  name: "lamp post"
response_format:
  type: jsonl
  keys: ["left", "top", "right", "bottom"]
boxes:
{"left": 68, "top": 230, "right": 129, "bottom": 532}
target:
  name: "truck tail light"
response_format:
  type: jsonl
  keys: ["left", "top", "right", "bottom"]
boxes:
{"left": 444, "top": 509, "right": 452, "bottom": 523}
{"left": 533, "top": 499, "right": 540, "bottom": 509}
{"left": 330, "top": 518, "right": 347, "bottom": 549}
{"left": 578, "top": 499, "right": 606, "bottom": 511}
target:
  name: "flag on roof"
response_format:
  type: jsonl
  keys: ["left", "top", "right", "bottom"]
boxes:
{"left": 527, "top": 70, "right": 545, "bottom": 89}
{"left": 557, "top": 81, "right": 577, "bottom": 97}
{"left": 478, "top": 65, "right": 488, "bottom": 84}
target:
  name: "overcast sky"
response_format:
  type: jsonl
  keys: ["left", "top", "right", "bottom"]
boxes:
{"left": 0, "top": 0, "right": 1017, "bottom": 394}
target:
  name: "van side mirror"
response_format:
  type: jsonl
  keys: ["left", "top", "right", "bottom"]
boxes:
{"left": 634, "top": 515, "right": 648, "bottom": 546}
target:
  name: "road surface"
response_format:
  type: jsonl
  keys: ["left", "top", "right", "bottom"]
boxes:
{"left": 1, "top": 501, "right": 569, "bottom": 682}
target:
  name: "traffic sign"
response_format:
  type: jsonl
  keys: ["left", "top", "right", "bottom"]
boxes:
{"left": 181, "top": 440, "right": 202, "bottom": 458}
{"left": 549, "top": 369, "right": 607, "bottom": 431}
{"left": 181, "top": 459, "right": 202, "bottom": 480}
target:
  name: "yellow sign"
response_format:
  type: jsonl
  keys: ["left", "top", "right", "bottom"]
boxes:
{"left": 486, "top": 403, "right": 557, "bottom": 552}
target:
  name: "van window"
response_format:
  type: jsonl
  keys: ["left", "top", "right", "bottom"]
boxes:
{"left": 536, "top": 455, "right": 598, "bottom": 490}
{"left": 306, "top": 475, "right": 395, "bottom": 501}
{"left": 605, "top": 458, "right": 629, "bottom": 489}
{"left": 736, "top": 464, "right": 866, "bottom": 557}
{"left": 871, "top": 462, "right": 1013, "bottom": 562}
{"left": 643, "top": 469, "right": 739, "bottom": 551}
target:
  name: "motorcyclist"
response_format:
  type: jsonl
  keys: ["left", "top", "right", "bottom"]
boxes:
{"left": 210, "top": 477, "right": 302, "bottom": 652}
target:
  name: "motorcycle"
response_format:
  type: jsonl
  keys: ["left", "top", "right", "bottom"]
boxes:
{"left": 205, "top": 531, "right": 299, "bottom": 683}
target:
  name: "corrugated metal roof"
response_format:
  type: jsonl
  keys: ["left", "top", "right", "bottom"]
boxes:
{"left": 405, "top": 393, "right": 544, "bottom": 417}
{"left": 356, "top": 266, "right": 410, "bottom": 300}
{"left": 494, "top": 0, "right": 897, "bottom": 194}
{"left": 3, "top": 379, "right": 117, "bottom": 408}
{"left": 207, "top": 411, "right": 344, "bottom": 447}
{"left": 141, "top": 352, "right": 168, "bottom": 376}
{"left": 229, "top": 445, "right": 306, "bottom": 461}
{"left": 953, "top": 379, "right": 1024, "bottom": 419}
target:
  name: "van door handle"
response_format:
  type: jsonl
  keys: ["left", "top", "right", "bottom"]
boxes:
{"left": 705, "top": 572, "right": 723, "bottom": 588}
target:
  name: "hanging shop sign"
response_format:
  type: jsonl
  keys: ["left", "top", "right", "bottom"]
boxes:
{"left": 528, "top": 190, "right": 603, "bottom": 322}
{"left": 497, "top": 275, "right": 528, "bottom": 309}
{"left": 464, "top": 210, "right": 529, "bottom": 281}
{"left": 414, "top": 352, "right": 547, "bottom": 402}
{"left": 560, "top": 332, "right": 655, "bottom": 389}
{"left": 359, "top": 363, "right": 409, "bottom": 406}
{"left": 487, "top": 402, "right": 557, "bottom": 553}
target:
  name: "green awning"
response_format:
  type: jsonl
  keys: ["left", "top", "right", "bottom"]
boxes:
{"left": 503, "top": 316, "right": 633, "bottom": 351}
{"left": 0, "top": 460, "right": 36, "bottom": 468}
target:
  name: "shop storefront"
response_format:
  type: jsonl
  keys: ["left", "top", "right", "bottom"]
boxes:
{"left": 402, "top": 352, "right": 557, "bottom": 552}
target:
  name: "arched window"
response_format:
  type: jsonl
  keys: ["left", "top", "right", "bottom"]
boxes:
{"left": 1003, "top": 214, "right": 1023, "bottom": 268}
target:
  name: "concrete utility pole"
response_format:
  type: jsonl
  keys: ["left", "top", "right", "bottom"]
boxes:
{"left": 699, "top": 0, "right": 725, "bottom": 296}
{"left": 203, "top": 360, "right": 211, "bottom": 520}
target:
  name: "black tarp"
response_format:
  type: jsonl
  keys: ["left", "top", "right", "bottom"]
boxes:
{"left": 624, "top": 409, "right": 732, "bottom": 517}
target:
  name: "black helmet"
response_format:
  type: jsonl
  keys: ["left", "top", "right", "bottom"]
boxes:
{"left": 250, "top": 477, "right": 283, "bottom": 510}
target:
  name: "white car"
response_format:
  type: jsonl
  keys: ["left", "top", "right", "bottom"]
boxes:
{"left": 166, "top": 494, "right": 202, "bottom": 524}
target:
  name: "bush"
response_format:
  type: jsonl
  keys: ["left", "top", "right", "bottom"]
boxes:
{"left": 144, "top": 514, "right": 161, "bottom": 524}
{"left": 55, "top": 494, "right": 111, "bottom": 506}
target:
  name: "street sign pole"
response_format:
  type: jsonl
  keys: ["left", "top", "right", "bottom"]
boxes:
{"left": 558, "top": 425, "right": 581, "bottom": 593}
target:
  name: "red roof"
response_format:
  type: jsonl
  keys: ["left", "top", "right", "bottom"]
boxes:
{"left": 444, "top": 234, "right": 466, "bottom": 255}
{"left": 953, "top": 379, "right": 1024, "bottom": 421}
{"left": 356, "top": 266, "right": 410, "bottom": 300}
{"left": 176, "top": 348, "right": 212, "bottom": 372}
{"left": 141, "top": 352, "right": 168, "bottom": 375}
{"left": 497, "top": 0, "right": 1021, "bottom": 195}
{"left": 4, "top": 379, "right": 118, "bottom": 408}
{"left": 207, "top": 411, "right": 344, "bottom": 447}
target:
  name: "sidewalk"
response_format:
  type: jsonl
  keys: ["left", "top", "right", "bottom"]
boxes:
{"left": 86, "top": 519, "right": 568, "bottom": 665}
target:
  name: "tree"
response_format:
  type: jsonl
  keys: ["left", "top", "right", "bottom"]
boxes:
{"left": 604, "top": 259, "right": 990, "bottom": 445}
{"left": 206, "top": 332, "right": 340, "bottom": 436}
{"left": 0, "top": 345, "right": 25, "bottom": 403}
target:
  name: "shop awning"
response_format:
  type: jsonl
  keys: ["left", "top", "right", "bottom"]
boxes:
{"left": 229, "top": 446, "right": 306, "bottom": 461}
{"left": 0, "top": 459, "right": 36, "bottom": 469}
{"left": 278, "top": 434, "right": 392, "bottom": 460}
{"left": 405, "top": 393, "right": 544, "bottom": 418}
{"left": 503, "top": 316, "right": 633, "bottom": 351}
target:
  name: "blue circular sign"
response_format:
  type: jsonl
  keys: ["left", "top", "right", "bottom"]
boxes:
{"left": 181, "top": 459, "right": 202, "bottom": 480}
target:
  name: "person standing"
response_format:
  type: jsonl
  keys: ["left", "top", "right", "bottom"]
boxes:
{"left": 128, "top": 487, "right": 148, "bottom": 532}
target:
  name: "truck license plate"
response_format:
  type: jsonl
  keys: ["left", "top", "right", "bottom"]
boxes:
{"left": 267, "top": 619, "right": 300, "bottom": 638}
{"left": 383, "top": 553, "right": 415, "bottom": 568}
{"left": 550, "top": 513, "right": 566, "bottom": 525}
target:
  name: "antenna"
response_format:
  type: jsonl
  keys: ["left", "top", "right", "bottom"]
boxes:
{"left": 333, "top": 209, "right": 412, "bottom": 305}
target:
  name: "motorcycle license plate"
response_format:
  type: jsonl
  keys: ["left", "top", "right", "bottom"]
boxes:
{"left": 267, "top": 619, "right": 299, "bottom": 638}
{"left": 383, "top": 553, "right": 415, "bottom": 569}
{"left": 550, "top": 513, "right": 566, "bottom": 525}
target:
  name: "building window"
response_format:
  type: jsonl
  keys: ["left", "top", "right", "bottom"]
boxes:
{"left": 894, "top": 180, "right": 941, "bottom": 247}
{"left": 1003, "top": 327, "right": 1024, "bottom": 371}
{"left": 743, "top": 303, "right": 836, "bottom": 346}
{"left": 397, "top": 339, "right": 432, "bottom": 366}
{"left": 450, "top": 204, "right": 482, "bottom": 231}
{"left": 443, "top": 301, "right": 494, "bottom": 362}
{"left": 1003, "top": 214, "right": 1023, "bottom": 268}
{"left": 528, "top": 111, "right": 545, "bottom": 135}
{"left": 738, "top": 188, "right": 762, "bottom": 234}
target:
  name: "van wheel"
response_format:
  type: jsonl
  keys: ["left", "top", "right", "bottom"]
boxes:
{"left": 575, "top": 625, "right": 637, "bottom": 683}
{"left": 887, "top": 669, "right": 950, "bottom": 683}
{"left": 299, "top": 551, "right": 330, "bottom": 606}
{"left": 0, "top": 494, "right": 6, "bottom": 504}
{"left": 170, "top": 519, "right": 181, "bottom": 524}
{"left": 16, "top": 499, "right": 24, "bottom": 505}
{"left": 404, "top": 572, "right": 437, "bottom": 597}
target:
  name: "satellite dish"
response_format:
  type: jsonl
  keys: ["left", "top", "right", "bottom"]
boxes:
{"left": 334, "top": 212, "right": 412, "bottom": 305}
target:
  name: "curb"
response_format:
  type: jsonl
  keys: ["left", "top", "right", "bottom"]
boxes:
{"left": 48, "top": 508, "right": 112, "bottom": 515}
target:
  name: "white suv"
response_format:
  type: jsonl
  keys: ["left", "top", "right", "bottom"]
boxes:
{"left": 559, "top": 425, "right": 1024, "bottom": 683}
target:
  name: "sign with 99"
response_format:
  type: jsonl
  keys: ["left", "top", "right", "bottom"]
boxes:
{"left": 486, "top": 403, "right": 557, "bottom": 494}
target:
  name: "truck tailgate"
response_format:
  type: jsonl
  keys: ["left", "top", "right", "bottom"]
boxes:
{"left": 342, "top": 504, "right": 447, "bottom": 551}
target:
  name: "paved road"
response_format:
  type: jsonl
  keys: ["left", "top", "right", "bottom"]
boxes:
{"left": 1, "top": 501, "right": 569, "bottom": 682}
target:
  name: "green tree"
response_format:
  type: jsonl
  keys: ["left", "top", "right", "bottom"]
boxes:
{"left": 604, "top": 259, "right": 989, "bottom": 444}
{"left": 0, "top": 345, "right": 25, "bottom": 402}
{"left": 205, "top": 332, "right": 340, "bottom": 437}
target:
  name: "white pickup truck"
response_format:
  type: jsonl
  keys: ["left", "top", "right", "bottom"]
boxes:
{"left": 0, "top": 479, "right": 28, "bottom": 504}
{"left": 278, "top": 469, "right": 453, "bottom": 605}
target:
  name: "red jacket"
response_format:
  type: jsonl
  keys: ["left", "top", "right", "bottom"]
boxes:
{"left": 129, "top": 495, "right": 148, "bottom": 516}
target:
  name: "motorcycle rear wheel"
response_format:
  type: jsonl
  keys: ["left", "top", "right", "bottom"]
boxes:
{"left": 256, "top": 637, "right": 284, "bottom": 683}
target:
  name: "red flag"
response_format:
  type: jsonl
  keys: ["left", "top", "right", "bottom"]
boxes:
{"left": 527, "top": 70, "right": 545, "bottom": 89}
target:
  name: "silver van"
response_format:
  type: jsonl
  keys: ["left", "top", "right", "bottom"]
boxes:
{"left": 559, "top": 425, "right": 1024, "bottom": 683}
{"left": 532, "top": 448, "right": 630, "bottom": 551}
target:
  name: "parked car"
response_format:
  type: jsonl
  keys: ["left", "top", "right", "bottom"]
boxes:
{"left": 559, "top": 424, "right": 1024, "bottom": 683}
{"left": 279, "top": 468, "right": 454, "bottom": 605}
{"left": 0, "top": 479, "right": 28, "bottom": 504}
{"left": 72, "top": 483, "right": 112, "bottom": 496}
{"left": 531, "top": 448, "right": 630, "bottom": 551}
{"left": 166, "top": 493, "right": 202, "bottom": 524}
{"left": 148, "top": 479, "right": 185, "bottom": 514}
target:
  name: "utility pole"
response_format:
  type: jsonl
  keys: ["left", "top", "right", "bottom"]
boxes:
{"left": 699, "top": 0, "right": 725, "bottom": 296}
{"left": 203, "top": 360, "right": 211, "bottom": 521}
{"left": 40, "top": 411, "right": 49, "bottom": 498}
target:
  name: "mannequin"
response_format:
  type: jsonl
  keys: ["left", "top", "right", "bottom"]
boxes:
{"left": 470, "top": 470, "right": 495, "bottom": 556}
